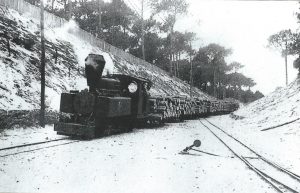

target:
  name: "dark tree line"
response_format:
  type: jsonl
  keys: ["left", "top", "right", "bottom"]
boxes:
{"left": 24, "top": 0, "right": 264, "bottom": 103}
{"left": 177, "top": 44, "right": 263, "bottom": 102}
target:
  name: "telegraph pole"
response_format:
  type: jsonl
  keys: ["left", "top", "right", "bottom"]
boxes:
{"left": 169, "top": 27, "right": 173, "bottom": 76}
{"left": 285, "top": 40, "right": 288, "bottom": 86}
{"left": 141, "top": 0, "right": 145, "bottom": 60}
{"left": 40, "top": 0, "right": 46, "bottom": 127}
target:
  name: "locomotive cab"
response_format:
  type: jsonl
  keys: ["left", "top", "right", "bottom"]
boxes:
{"left": 104, "top": 74, "right": 152, "bottom": 118}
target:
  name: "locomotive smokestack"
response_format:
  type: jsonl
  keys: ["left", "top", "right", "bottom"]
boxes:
{"left": 85, "top": 54, "right": 106, "bottom": 92}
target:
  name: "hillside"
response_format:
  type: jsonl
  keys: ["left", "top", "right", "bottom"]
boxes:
{"left": 210, "top": 76, "right": 300, "bottom": 176}
{"left": 233, "top": 77, "right": 300, "bottom": 130}
{"left": 0, "top": 5, "right": 213, "bottom": 111}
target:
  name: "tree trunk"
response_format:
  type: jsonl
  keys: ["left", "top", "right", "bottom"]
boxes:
{"left": 174, "top": 53, "right": 177, "bottom": 77}
{"left": 97, "top": 0, "right": 102, "bottom": 38}
{"left": 141, "top": 0, "right": 145, "bottom": 60}
{"left": 169, "top": 54, "right": 172, "bottom": 75}
{"left": 51, "top": 0, "right": 55, "bottom": 11}
{"left": 217, "top": 68, "right": 220, "bottom": 99}
{"left": 54, "top": 46, "right": 58, "bottom": 64}
{"left": 285, "top": 53, "right": 288, "bottom": 86}
{"left": 63, "top": 0, "right": 67, "bottom": 17}
{"left": 238, "top": 86, "right": 242, "bottom": 101}
{"left": 189, "top": 54, "right": 193, "bottom": 98}
{"left": 172, "top": 54, "right": 175, "bottom": 76}
{"left": 213, "top": 68, "right": 216, "bottom": 98}
{"left": 68, "top": 0, "right": 72, "bottom": 20}
{"left": 233, "top": 85, "right": 237, "bottom": 99}
{"left": 176, "top": 53, "right": 179, "bottom": 78}
{"left": 6, "top": 38, "right": 10, "bottom": 57}
{"left": 169, "top": 26, "right": 174, "bottom": 76}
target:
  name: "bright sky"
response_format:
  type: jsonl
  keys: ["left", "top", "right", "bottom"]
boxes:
{"left": 126, "top": 0, "right": 299, "bottom": 94}
{"left": 176, "top": 0, "right": 300, "bottom": 94}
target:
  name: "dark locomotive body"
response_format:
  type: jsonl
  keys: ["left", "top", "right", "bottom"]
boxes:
{"left": 54, "top": 54, "right": 239, "bottom": 138}
{"left": 54, "top": 54, "right": 158, "bottom": 138}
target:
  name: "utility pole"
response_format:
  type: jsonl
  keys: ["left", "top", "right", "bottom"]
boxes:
{"left": 40, "top": 0, "right": 46, "bottom": 128}
{"left": 141, "top": 0, "right": 145, "bottom": 60}
{"left": 169, "top": 27, "right": 173, "bottom": 76}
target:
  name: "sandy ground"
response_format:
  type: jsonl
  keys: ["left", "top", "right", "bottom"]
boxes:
{"left": 210, "top": 115, "right": 300, "bottom": 175}
{"left": 1, "top": 116, "right": 294, "bottom": 193}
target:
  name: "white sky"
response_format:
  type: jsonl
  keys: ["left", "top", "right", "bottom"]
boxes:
{"left": 127, "top": 0, "right": 300, "bottom": 94}
{"left": 177, "top": 0, "right": 299, "bottom": 94}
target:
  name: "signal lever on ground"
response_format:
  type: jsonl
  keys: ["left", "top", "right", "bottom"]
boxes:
{"left": 182, "top": 140, "right": 201, "bottom": 152}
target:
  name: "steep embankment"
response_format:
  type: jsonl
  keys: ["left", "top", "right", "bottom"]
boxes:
{"left": 233, "top": 78, "right": 300, "bottom": 130}
{"left": 209, "top": 77, "right": 300, "bottom": 176}
{"left": 0, "top": 8, "right": 83, "bottom": 110}
{"left": 0, "top": 6, "right": 213, "bottom": 111}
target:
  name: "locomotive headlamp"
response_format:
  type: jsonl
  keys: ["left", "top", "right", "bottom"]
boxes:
{"left": 128, "top": 81, "right": 138, "bottom": 93}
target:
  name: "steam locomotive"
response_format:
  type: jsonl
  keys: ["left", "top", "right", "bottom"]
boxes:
{"left": 54, "top": 54, "right": 239, "bottom": 138}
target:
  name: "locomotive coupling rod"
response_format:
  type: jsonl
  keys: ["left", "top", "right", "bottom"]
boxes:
{"left": 182, "top": 140, "right": 201, "bottom": 152}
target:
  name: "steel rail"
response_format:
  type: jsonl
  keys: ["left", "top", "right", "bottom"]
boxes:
{"left": 199, "top": 120, "right": 295, "bottom": 193}
{"left": 0, "top": 140, "right": 80, "bottom": 158}
{"left": 241, "top": 157, "right": 299, "bottom": 193}
{"left": 204, "top": 118, "right": 300, "bottom": 182}
{"left": 0, "top": 137, "right": 70, "bottom": 152}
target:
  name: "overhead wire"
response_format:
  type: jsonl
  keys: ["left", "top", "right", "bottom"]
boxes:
{"left": 128, "top": 0, "right": 141, "bottom": 12}
{"left": 123, "top": 0, "right": 142, "bottom": 19}
{"left": 123, "top": 0, "right": 167, "bottom": 23}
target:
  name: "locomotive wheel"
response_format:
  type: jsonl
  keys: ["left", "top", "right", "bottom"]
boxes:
{"left": 95, "top": 117, "right": 134, "bottom": 137}
{"left": 112, "top": 116, "right": 132, "bottom": 132}
{"left": 95, "top": 117, "right": 110, "bottom": 137}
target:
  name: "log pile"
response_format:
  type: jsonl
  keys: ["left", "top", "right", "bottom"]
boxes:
{"left": 149, "top": 96, "right": 210, "bottom": 122}
{"left": 149, "top": 96, "right": 239, "bottom": 123}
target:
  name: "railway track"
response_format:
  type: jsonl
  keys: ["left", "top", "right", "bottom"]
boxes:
{"left": 0, "top": 138, "right": 80, "bottom": 158}
{"left": 200, "top": 118, "right": 300, "bottom": 193}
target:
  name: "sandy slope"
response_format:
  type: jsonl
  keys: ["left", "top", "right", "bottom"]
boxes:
{"left": 210, "top": 78, "right": 300, "bottom": 175}
{"left": 0, "top": 7, "right": 212, "bottom": 111}
{"left": 234, "top": 78, "right": 300, "bottom": 129}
